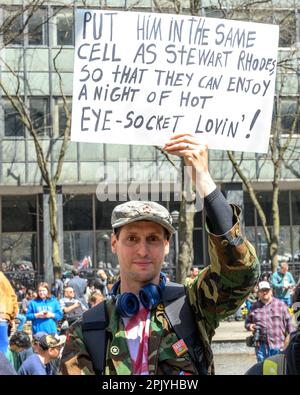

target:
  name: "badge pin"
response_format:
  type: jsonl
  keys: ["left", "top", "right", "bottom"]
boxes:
{"left": 172, "top": 339, "right": 188, "bottom": 357}
{"left": 110, "top": 345, "right": 119, "bottom": 356}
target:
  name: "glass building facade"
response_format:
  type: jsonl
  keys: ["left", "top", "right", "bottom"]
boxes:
{"left": 0, "top": 0, "right": 300, "bottom": 282}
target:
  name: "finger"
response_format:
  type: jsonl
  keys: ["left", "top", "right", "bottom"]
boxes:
{"left": 164, "top": 134, "right": 195, "bottom": 148}
{"left": 167, "top": 132, "right": 195, "bottom": 142}
{"left": 164, "top": 141, "right": 207, "bottom": 153}
{"left": 163, "top": 142, "right": 192, "bottom": 152}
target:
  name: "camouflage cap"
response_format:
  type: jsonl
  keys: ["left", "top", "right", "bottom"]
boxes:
{"left": 111, "top": 201, "right": 175, "bottom": 236}
{"left": 39, "top": 333, "right": 66, "bottom": 350}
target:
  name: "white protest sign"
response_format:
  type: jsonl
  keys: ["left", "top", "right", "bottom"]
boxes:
{"left": 71, "top": 10, "right": 279, "bottom": 153}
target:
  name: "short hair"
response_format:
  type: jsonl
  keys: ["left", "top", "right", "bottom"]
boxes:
{"left": 9, "top": 331, "right": 31, "bottom": 349}
{"left": 36, "top": 282, "right": 51, "bottom": 299}
{"left": 88, "top": 289, "right": 103, "bottom": 303}
{"left": 64, "top": 286, "right": 74, "bottom": 292}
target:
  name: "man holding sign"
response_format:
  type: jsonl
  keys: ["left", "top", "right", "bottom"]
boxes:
{"left": 60, "top": 133, "right": 259, "bottom": 375}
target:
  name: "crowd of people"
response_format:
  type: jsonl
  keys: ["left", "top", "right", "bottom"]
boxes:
{"left": 0, "top": 133, "right": 299, "bottom": 376}
{"left": 1, "top": 258, "right": 298, "bottom": 376}
{"left": 1, "top": 250, "right": 299, "bottom": 376}
{"left": 0, "top": 267, "right": 112, "bottom": 375}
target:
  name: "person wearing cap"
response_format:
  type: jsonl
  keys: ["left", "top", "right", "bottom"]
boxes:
{"left": 245, "top": 280, "right": 294, "bottom": 363}
{"left": 18, "top": 333, "right": 66, "bottom": 375}
{"left": 32, "top": 331, "right": 48, "bottom": 352}
{"left": 61, "top": 132, "right": 259, "bottom": 375}
{"left": 245, "top": 281, "right": 300, "bottom": 375}
{"left": 32, "top": 331, "right": 64, "bottom": 375}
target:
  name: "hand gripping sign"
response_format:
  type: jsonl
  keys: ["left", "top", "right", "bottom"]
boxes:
{"left": 71, "top": 10, "right": 279, "bottom": 153}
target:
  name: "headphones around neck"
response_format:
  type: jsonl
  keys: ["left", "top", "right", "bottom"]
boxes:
{"left": 111, "top": 272, "right": 166, "bottom": 318}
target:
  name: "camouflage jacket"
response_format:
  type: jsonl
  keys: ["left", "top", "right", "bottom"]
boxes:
{"left": 60, "top": 205, "right": 259, "bottom": 375}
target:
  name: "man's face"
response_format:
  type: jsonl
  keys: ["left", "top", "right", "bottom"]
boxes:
{"left": 281, "top": 263, "right": 288, "bottom": 274}
{"left": 64, "top": 287, "right": 75, "bottom": 299}
{"left": 111, "top": 221, "right": 170, "bottom": 288}
{"left": 98, "top": 270, "right": 107, "bottom": 279}
{"left": 48, "top": 345, "right": 63, "bottom": 360}
{"left": 258, "top": 288, "right": 272, "bottom": 303}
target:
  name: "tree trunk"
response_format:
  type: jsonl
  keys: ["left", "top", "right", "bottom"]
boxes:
{"left": 176, "top": 159, "right": 195, "bottom": 283}
{"left": 48, "top": 183, "right": 61, "bottom": 279}
{"left": 269, "top": 239, "right": 279, "bottom": 273}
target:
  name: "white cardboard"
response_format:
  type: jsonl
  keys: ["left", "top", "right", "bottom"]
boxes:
{"left": 71, "top": 10, "right": 279, "bottom": 153}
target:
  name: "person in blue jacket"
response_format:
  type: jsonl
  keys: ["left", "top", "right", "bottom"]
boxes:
{"left": 26, "top": 282, "right": 63, "bottom": 335}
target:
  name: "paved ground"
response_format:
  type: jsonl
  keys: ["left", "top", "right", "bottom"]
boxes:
{"left": 212, "top": 319, "right": 249, "bottom": 342}
{"left": 211, "top": 320, "right": 257, "bottom": 375}
{"left": 214, "top": 353, "right": 257, "bottom": 375}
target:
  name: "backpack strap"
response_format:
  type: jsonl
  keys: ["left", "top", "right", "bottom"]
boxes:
{"left": 162, "top": 282, "right": 208, "bottom": 375}
{"left": 82, "top": 301, "right": 108, "bottom": 375}
{"left": 263, "top": 353, "right": 286, "bottom": 375}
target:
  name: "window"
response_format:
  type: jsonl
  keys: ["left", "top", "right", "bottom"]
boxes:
{"left": 2, "top": 195, "right": 37, "bottom": 232}
{"left": 96, "top": 231, "right": 118, "bottom": 268}
{"left": 28, "top": 7, "right": 48, "bottom": 45}
{"left": 1, "top": 233, "right": 37, "bottom": 272}
{"left": 3, "top": 100, "right": 25, "bottom": 137}
{"left": 257, "top": 192, "right": 273, "bottom": 226}
{"left": 63, "top": 232, "right": 93, "bottom": 269}
{"left": 291, "top": 192, "right": 300, "bottom": 262}
{"left": 244, "top": 192, "right": 255, "bottom": 226}
{"left": 30, "top": 98, "right": 50, "bottom": 136}
{"left": 256, "top": 226, "right": 269, "bottom": 263}
{"left": 279, "top": 191, "right": 290, "bottom": 226}
{"left": 3, "top": 6, "right": 24, "bottom": 46}
{"left": 278, "top": 99, "right": 300, "bottom": 135}
{"left": 63, "top": 195, "right": 93, "bottom": 231}
{"left": 292, "top": 191, "right": 300, "bottom": 226}
{"left": 2, "top": 5, "right": 48, "bottom": 46}
{"left": 54, "top": 8, "right": 74, "bottom": 46}
{"left": 54, "top": 98, "right": 72, "bottom": 137}
{"left": 275, "top": 11, "right": 297, "bottom": 47}
{"left": 256, "top": 191, "right": 291, "bottom": 226}
{"left": 96, "top": 200, "right": 119, "bottom": 230}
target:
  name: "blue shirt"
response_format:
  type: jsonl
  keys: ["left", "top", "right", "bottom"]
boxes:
{"left": 18, "top": 353, "right": 48, "bottom": 375}
{"left": 26, "top": 297, "right": 63, "bottom": 335}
